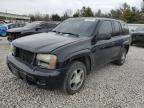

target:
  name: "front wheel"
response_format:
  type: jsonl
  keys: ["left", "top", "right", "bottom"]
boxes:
{"left": 114, "top": 48, "right": 127, "bottom": 66}
{"left": 63, "top": 61, "right": 87, "bottom": 95}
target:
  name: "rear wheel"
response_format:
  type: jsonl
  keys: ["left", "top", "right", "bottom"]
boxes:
{"left": 114, "top": 48, "right": 127, "bottom": 66}
{"left": 63, "top": 61, "right": 87, "bottom": 95}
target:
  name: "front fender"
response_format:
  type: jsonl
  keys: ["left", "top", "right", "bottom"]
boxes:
{"left": 65, "top": 49, "right": 91, "bottom": 61}
{"left": 58, "top": 49, "right": 95, "bottom": 70}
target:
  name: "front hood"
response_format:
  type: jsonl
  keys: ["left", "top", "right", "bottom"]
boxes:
{"left": 8, "top": 27, "right": 30, "bottom": 33}
{"left": 12, "top": 32, "right": 82, "bottom": 53}
{"left": 131, "top": 31, "right": 144, "bottom": 35}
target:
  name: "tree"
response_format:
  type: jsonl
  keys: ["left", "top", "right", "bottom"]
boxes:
{"left": 43, "top": 14, "right": 50, "bottom": 21}
{"left": 95, "top": 9, "right": 102, "bottom": 17}
{"left": 61, "top": 9, "right": 72, "bottom": 20}
{"left": 73, "top": 6, "right": 94, "bottom": 17}
{"left": 107, "top": 2, "right": 144, "bottom": 23}
{"left": 80, "top": 6, "right": 94, "bottom": 17}
{"left": 110, "top": 9, "right": 122, "bottom": 19}
{"left": 73, "top": 9, "right": 80, "bottom": 17}
{"left": 29, "top": 13, "right": 43, "bottom": 21}
{"left": 119, "top": 3, "right": 132, "bottom": 22}
{"left": 51, "top": 14, "right": 61, "bottom": 21}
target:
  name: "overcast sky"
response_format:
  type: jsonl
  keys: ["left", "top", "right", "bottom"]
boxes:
{"left": 0, "top": 0, "right": 142, "bottom": 15}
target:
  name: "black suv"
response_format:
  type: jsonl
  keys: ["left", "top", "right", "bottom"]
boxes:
{"left": 131, "top": 26, "right": 144, "bottom": 45}
{"left": 7, "top": 21, "right": 59, "bottom": 42}
{"left": 7, "top": 18, "right": 130, "bottom": 95}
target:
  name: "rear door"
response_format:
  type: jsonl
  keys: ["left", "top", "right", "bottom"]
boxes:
{"left": 111, "top": 21, "right": 124, "bottom": 58}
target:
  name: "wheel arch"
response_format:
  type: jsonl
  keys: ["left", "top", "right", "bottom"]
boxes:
{"left": 62, "top": 50, "right": 93, "bottom": 74}
{"left": 124, "top": 44, "right": 130, "bottom": 54}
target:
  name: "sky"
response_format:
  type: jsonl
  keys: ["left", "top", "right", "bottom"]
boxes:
{"left": 0, "top": 0, "right": 143, "bottom": 16}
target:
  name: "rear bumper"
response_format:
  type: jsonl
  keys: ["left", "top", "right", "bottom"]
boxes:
{"left": 7, "top": 54, "right": 67, "bottom": 88}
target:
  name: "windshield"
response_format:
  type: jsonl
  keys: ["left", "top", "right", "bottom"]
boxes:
{"left": 53, "top": 18, "right": 97, "bottom": 36}
{"left": 135, "top": 27, "right": 144, "bottom": 31}
{"left": 25, "top": 21, "right": 41, "bottom": 28}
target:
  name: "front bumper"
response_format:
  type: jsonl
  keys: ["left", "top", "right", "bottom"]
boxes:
{"left": 132, "top": 35, "right": 144, "bottom": 44}
{"left": 7, "top": 54, "right": 67, "bottom": 88}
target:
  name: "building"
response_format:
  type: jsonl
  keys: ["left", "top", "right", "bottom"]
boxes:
{"left": 0, "top": 12, "right": 30, "bottom": 23}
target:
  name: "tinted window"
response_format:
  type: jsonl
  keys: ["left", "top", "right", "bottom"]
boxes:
{"left": 98, "top": 21, "right": 112, "bottom": 35}
{"left": 53, "top": 19, "right": 97, "bottom": 36}
{"left": 48, "top": 23, "right": 57, "bottom": 28}
{"left": 25, "top": 21, "right": 42, "bottom": 28}
{"left": 8, "top": 24, "right": 15, "bottom": 29}
{"left": 121, "top": 22, "right": 129, "bottom": 35}
{"left": 40, "top": 23, "right": 48, "bottom": 28}
{"left": 113, "top": 21, "right": 122, "bottom": 36}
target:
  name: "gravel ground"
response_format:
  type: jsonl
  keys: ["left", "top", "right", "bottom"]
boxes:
{"left": 0, "top": 37, "right": 144, "bottom": 108}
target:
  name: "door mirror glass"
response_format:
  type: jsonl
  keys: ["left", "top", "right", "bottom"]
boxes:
{"left": 97, "top": 21, "right": 112, "bottom": 41}
{"left": 97, "top": 33, "right": 111, "bottom": 40}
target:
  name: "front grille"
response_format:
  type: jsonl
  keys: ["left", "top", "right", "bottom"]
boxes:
{"left": 14, "top": 47, "right": 35, "bottom": 64}
{"left": 8, "top": 32, "right": 21, "bottom": 36}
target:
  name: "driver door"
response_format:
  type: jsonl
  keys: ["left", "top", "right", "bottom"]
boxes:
{"left": 92, "top": 20, "right": 115, "bottom": 67}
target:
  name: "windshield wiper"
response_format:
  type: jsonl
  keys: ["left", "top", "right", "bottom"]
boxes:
{"left": 52, "top": 31, "right": 79, "bottom": 37}
{"left": 52, "top": 30, "right": 59, "bottom": 33}
{"left": 52, "top": 30, "right": 64, "bottom": 34}
{"left": 62, "top": 32, "right": 80, "bottom": 37}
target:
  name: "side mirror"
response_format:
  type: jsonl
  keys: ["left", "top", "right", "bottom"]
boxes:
{"left": 97, "top": 33, "right": 111, "bottom": 40}
{"left": 35, "top": 27, "right": 42, "bottom": 31}
{"left": 131, "top": 29, "right": 135, "bottom": 32}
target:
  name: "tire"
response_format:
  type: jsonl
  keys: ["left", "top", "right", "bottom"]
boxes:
{"left": 114, "top": 48, "right": 127, "bottom": 66}
{"left": 7, "top": 36, "right": 13, "bottom": 42}
{"left": 63, "top": 61, "right": 87, "bottom": 95}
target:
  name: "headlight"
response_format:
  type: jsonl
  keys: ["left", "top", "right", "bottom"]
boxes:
{"left": 36, "top": 54, "right": 57, "bottom": 69}
{"left": 10, "top": 44, "right": 14, "bottom": 51}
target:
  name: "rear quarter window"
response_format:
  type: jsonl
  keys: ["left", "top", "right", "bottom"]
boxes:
{"left": 112, "top": 21, "right": 122, "bottom": 36}
{"left": 120, "top": 22, "right": 129, "bottom": 35}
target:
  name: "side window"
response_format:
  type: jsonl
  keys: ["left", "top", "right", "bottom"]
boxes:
{"left": 8, "top": 24, "right": 14, "bottom": 29}
{"left": 121, "top": 22, "right": 129, "bottom": 35}
{"left": 98, "top": 21, "right": 112, "bottom": 37}
{"left": 47, "top": 24, "right": 57, "bottom": 30}
{"left": 113, "top": 21, "right": 122, "bottom": 36}
{"left": 48, "top": 24, "right": 56, "bottom": 28}
{"left": 8, "top": 25, "right": 11, "bottom": 29}
{"left": 39, "top": 23, "right": 48, "bottom": 29}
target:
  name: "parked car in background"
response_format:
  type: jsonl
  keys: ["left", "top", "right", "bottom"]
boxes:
{"left": 7, "top": 17, "right": 131, "bottom": 94}
{"left": 131, "top": 26, "right": 144, "bottom": 45}
{"left": 7, "top": 21, "right": 59, "bottom": 42}
{"left": 5, "top": 23, "right": 25, "bottom": 30}
{"left": 0, "top": 24, "right": 7, "bottom": 36}
{"left": 0, "top": 23, "right": 25, "bottom": 37}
